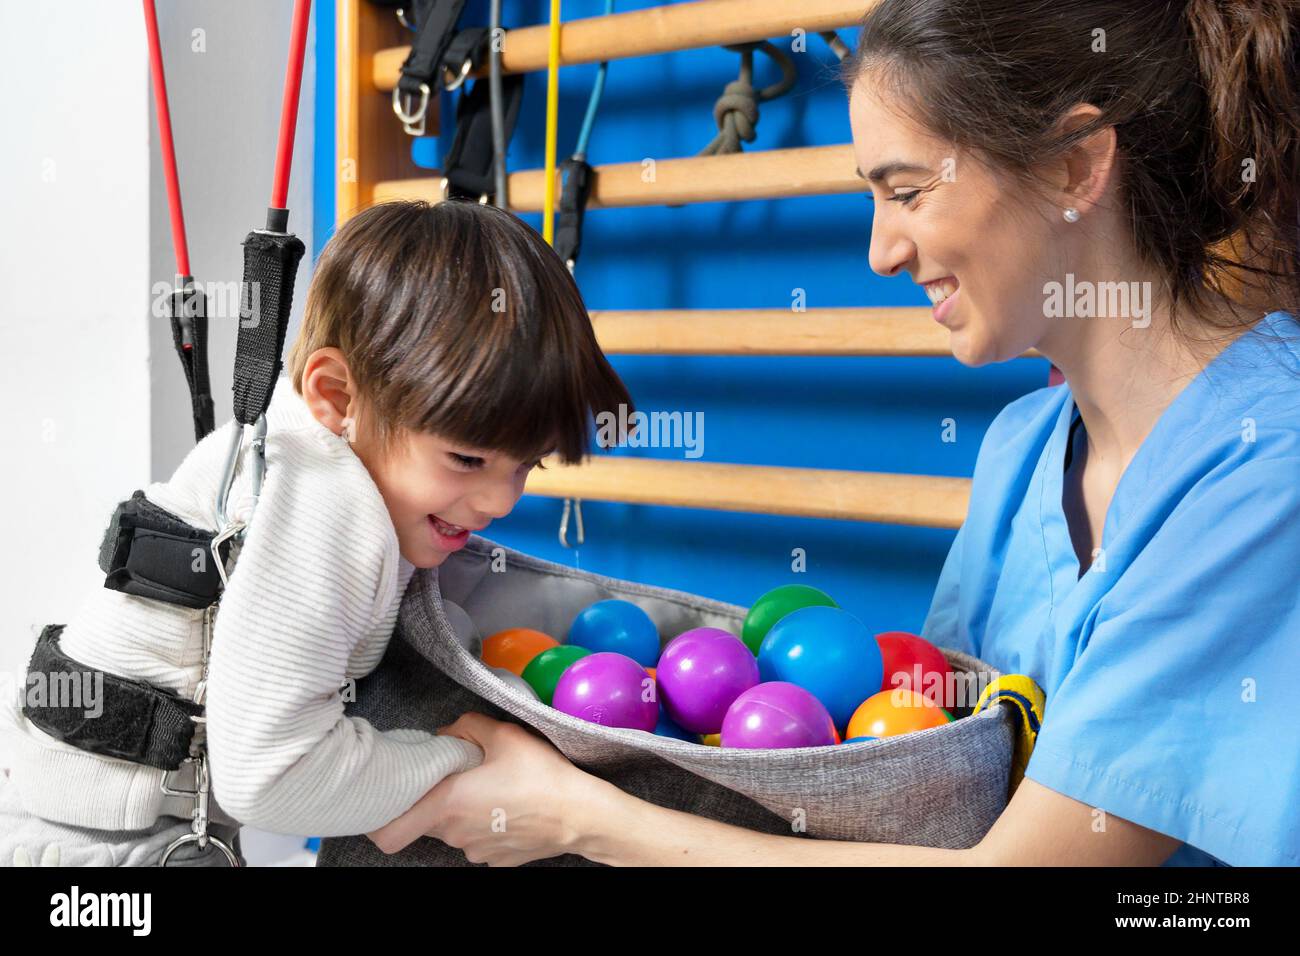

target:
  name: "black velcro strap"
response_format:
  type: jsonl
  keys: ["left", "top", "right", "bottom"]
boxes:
{"left": 554, "top": 158, "right": 595, "bottom": 267}
{"left": 443, "top": 73, "right": 525, "bottom": 200}
{"left": 169, "top": 278, "right": 216, "bottom": 443}
{"left": 22, "top": 625, "right": 203, "bottom": 771}
{"left": 397, "top": 0, "right": 469, "bottom": 98}
{"left": 99, "top": 490, "right": 228, "bottom": 610}
{"left": 235, "top": 228, "right": 305, "bottom": 426}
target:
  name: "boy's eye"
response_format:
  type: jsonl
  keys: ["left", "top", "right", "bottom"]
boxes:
{"left": 449, "top": 453, "right": 484, "bottom": 469}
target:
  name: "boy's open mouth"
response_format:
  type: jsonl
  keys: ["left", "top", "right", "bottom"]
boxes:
{"left": 429, "top": 515, "right": 470, "bottom": 537}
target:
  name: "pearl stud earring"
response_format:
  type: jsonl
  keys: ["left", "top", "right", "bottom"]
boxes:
{"left": 1063, "top": 207, "right": 1080, "bottom": 223}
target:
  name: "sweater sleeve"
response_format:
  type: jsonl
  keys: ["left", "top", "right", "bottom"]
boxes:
{"left": 203, "top": 428, "right": 483, "bottom": 837}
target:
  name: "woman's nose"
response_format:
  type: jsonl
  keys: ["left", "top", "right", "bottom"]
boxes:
{"left": 867, "top": 211, "right": 916, "bottom": 278}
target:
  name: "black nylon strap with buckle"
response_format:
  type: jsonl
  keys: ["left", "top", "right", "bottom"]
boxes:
{"left": 98, "top": 490, "right": 229, "bottom": 610}
{"left": 22, "top": 625, "right": 203, "bottom": 771}
{"left": 396, "top": 0, "right": 470, "bottom": 100}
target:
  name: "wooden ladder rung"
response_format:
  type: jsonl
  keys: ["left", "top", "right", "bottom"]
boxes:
{"left": 373, "top": 144, "right": 863, "bottom": 209}
{"left": 591, "top": 307, "right": 1046, "bottom": 358}
{"left": 525, "top": 457, "right": 970, "bottom": 528}
{"left": 372, "top": 0, "right": 871, "bottom": 88}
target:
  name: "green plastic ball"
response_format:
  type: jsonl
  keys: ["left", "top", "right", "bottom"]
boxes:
{"left": 522, "top": 645, "right": 592, "bottom": 705}
{"left": 740, "top": 584, "right": 838, "bottom": 655}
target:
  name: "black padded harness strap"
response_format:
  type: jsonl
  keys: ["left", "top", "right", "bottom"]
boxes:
{"left": 98, "top": 490, "right": 229, "bottom": 610}
{"left": 22, "top": 625, "right": 203, "bottom": 772}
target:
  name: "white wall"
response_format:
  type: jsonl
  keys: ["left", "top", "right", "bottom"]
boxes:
{"left": 0, "top": 3, "right": 152, "bottom": 733}
{"left": 0, "top": 0, "right": 313, "bottom": 780}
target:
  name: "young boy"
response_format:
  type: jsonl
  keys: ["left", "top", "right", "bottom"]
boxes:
{"left": 0, "top": 200, "right": 633, "bottom": 865}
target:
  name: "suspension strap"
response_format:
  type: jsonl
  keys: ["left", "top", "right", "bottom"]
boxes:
{"left": 144, "top": 0, "right": 215, "bottom": 444}
{"left": 169, "top": 280, "right": 216, "bottom": 442}
{"left": 393, "top": 0, "right": 470, "bottom": 135}
{"left": 441, "top": 72, "right": 525, "bottom": 201}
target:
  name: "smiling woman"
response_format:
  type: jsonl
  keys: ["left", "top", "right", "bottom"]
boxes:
{"left": 356, "top": 0, "right": 1300, "bottom": 869}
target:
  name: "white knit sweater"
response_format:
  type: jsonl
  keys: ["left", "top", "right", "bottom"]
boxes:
{"left": 0, "top": 375, "right": 482, "bottom": 836}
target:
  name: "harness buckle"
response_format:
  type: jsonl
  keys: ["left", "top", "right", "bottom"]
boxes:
{"left": 393, "top": 83, "right": 431, "bottom": 136}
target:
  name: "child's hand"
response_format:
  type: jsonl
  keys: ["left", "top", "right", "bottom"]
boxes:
{"left": 366, "top": 713, "right": 593, "bottom": 865}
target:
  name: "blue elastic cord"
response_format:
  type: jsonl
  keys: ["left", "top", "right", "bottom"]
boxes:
{"left": 573, "top": 0, "right": 615, "bottom": 159}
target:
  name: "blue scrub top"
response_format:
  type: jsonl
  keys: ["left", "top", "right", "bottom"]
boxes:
{"left": 922, "top": 310, "right": 1300, "bottom": 867}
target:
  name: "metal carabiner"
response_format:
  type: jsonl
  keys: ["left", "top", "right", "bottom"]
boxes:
{"left": 558, "top": 498, "right": 585, "bottom": 549}
{"left": 392, "top": 82, "right": 432, "bottom": 136}
{"left": 159, "top": 757, "right": 240, "bottom": 867}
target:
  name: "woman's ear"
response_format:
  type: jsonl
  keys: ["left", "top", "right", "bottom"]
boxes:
{"left": 300, "top": 347, "right": 356, "bottom": 438}
{"left": 1055, "top": 103, "right": 1118, "bottom": 217}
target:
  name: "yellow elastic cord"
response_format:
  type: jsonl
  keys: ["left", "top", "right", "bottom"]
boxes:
{"left": 542, "top": 0, "right": 562, "bottom": 244}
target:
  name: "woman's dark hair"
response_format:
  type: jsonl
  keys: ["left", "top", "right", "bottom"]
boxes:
{"left": 843, "top": 0, "right": 1300, "bottom": 344}
{"left": 288, "top": 199, "right": 632, "bottom": 464}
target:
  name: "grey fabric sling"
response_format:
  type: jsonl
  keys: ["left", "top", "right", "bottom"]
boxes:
{"left": 318, "top": 536, "right": 1015, "bottom": 866}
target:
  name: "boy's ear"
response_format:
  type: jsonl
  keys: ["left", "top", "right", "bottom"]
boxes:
{"left": 301, "top": 347, "right": 356, "bottom": 437}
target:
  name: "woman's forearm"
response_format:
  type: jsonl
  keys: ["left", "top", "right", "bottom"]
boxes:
{"left": 570, "top": 776, "right": 977, "bottom": 866}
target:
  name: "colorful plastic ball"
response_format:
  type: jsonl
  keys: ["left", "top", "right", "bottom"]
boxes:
{"left": 521, "top": 645, "right": 592, "bottom": 705}
{"left": 552, "top": 652, "right": 658, "bottom": 732}
{"left": 442, "top": 600, "right": 482, "bottom": 657}
{"left": 700, "top": 733, "right": 721, "bottom": 747}
{"left": 482, "top": 628, "right": 559, "bottom": 675}
{"left": 657, "top": 628, "right": 760, "bottom": 734}
{"left": 645, "top": 667, "right": 656, "bottom": 680}
{"left": 740, "top": 585, "right": 838, "bottom": 655}
{"left": 847, "top": 689, "right": 951, "bottom": 740}
{"left": 843, "top": 736, "right": 878, "bottom": 744}
{"left": 757, "top": 606, "right": 884, "bottom": 730}
{"left": 876, "top": 631, "right": 953, "bottom": 708}
{"left": 568, "top": 599, "right": 661, "bottom": 667}
{"left": 489, "top": 666, "right": 540, "bottom": 701}
{"left": 653, "top": 704, "right": 697, "bottom": 742}
{"left": 720, "top": 682, "right": 837, "bottom": 749}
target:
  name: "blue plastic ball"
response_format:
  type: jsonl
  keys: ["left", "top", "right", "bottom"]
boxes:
{"left": 652, "top": 703, "right": 697, "bottom": 741}
{"left": 757, "top": 605, "right": 884, "bottom": 730}
{"left": 568, "top": 599, "right": 661, "bottom": 667}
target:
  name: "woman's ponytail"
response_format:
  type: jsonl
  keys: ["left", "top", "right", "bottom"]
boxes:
{"left": 1186, "top": 0, "right": 1300, "bottom": 308}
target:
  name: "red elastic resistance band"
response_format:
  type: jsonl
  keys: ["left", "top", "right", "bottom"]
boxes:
{"left": 271, "top": 0, "right": 313, "bottom": 212}
{"left": 143, "top": 0, "right": 190, "bottom": 277}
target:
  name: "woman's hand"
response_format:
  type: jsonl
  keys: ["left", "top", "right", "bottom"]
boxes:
{"left": 366, "top": 712, "right": 597, "bottom": 866}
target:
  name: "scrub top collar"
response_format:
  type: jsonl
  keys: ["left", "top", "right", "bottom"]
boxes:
{"left": 1039, "top": 310, "right": 1293, "bottom": 605}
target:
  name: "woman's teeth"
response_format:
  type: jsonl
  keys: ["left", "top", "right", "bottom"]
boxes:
{"left": 925, "top": 280, "right": 958, "bottom": 306}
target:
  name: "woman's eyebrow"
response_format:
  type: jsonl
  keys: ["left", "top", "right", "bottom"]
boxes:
{"left": 857, "top": 161, "right": 932, "bottom": 183}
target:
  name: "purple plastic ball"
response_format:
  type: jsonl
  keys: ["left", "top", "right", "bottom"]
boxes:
{"left": 720, "top": 682, "right": 838, "bottom": 749}
{"left": 551, "top": 652, "right": 658, "bottom": 732}
{"left": 656, "top": 627, "right": 760, "bottom": 734}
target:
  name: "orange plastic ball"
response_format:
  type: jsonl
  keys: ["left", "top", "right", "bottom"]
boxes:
{"left": 482, "top": 628, "right": 560, "bottom": 675}
{"left": 847, "top": 689, "right": 951, "bottom": 739}
{"left": 645, "top": 667, "right": 656, "bottom": 680}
